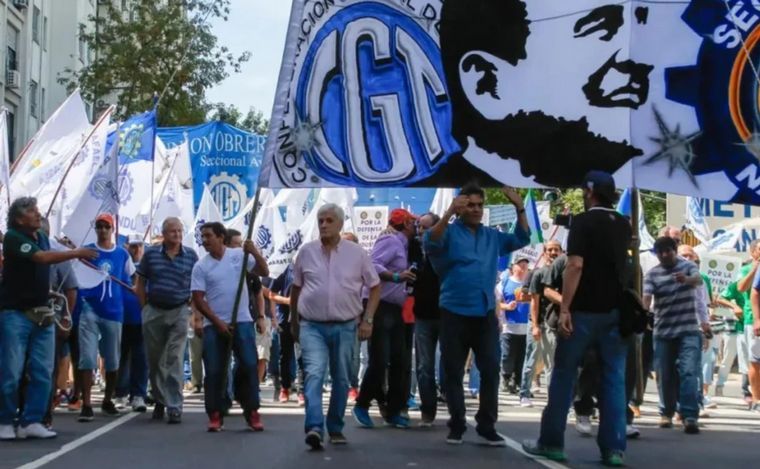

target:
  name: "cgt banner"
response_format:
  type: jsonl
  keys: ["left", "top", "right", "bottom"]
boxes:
{"left": 158, "top": 122, "right": 266, "bottom": 222}
{"left": 262, "top": 0, "right": 760, "bottom": 205}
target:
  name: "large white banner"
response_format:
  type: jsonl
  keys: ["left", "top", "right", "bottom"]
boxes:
{"left": 262, "top": 0, "right": 760, "bottom": 206}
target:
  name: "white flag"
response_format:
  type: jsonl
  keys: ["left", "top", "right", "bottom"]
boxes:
{"left": 183, "top": 184, "right": 223, "bottom": 255}
{"left": 695, "top": 223, "right": 743, "bottom": 255}
{"left": 248, "top": 189, "right": 288, "bottom": 276}
{"left": 62, "top": 133, "right": 120, "bottom": 246}
{"left": 316, "top": 188, "right": 358, "bottom": 232}
{"left": 148, "top": 140, "right": 192, "bottom": 240}
{"left": 685, "top": 197, "right": 712, "bottom": 245}
{"left": 10, "top": 90, "right": 91, "bottom": 199}
{"left": 430, "top": 188, "right": 456, "bottom": 216}
{"left": 271, "top": 189, "right": 312, "bottom": 231}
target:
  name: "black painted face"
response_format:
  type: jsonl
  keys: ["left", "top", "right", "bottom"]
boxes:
{"left": 583, "top": 51, "right": 654, "bottom": 110}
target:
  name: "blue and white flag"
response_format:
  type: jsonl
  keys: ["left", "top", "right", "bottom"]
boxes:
{"left": 685, "top": 196, "right": 712, "bottom": 244}
{"left": 183, "top": 184, "right": 223, "bottom": 255}
{"left": 617, "top": 189, "right": 655, "bottom": 251}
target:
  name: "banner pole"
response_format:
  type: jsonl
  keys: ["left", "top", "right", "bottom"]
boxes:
{"left": 221, "top": 186, "right": 263, "bottom": 398}
{"left": 631, "top": 188, "right": 644, "bottom": 406}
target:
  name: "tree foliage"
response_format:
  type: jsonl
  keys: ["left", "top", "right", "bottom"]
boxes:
{"left": 208, "top": 103, "right": 270, "bottom": 135}
{"left": 58, "top": 0, "right": 250, "bottom": 126}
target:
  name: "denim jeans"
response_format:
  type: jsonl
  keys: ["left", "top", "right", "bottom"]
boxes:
{"left": 538, "top": 311, "right": 627, "bottom": 454}
{"left": 202, "top": 322, "right": 260, "bottom": 416}
{"left": 520, "top": 327, "right": 556, "bottom": 398}
{"left": 300, "top": 320, "right": 356, "bottom": 436}
{"left": 357, "top": 301, "right": 409, "bottom": 417}
{"left": 501, "top": 333, "right": 527, "bottom": 388}
{"left": 116, "top": 324, "right": 148, "bottom": 399}
{"left": 415, "top": 318, "right": 440, "bottom": 418}
{"left": 440, "top": 309, "right": 500, "bottom": 435}
{"left": 0, "top": 310, "right": 55, "bottom": 426}
{"left": 654, "top": 332, "right": 701, "bottom": 420}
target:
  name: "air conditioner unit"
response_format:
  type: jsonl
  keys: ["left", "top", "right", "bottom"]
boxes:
{"left": 12, "top": 0, "right": 29, "bottom": 9}
{"left": 6, "top": 70, "right": 21, "bottom": 89}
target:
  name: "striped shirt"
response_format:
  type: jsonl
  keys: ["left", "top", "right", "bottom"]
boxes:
{"left": 137, "top": 244, "right": 199, "bottom": 306}
{"left": 644, "top": 258, "right": 699, "bottom": 338}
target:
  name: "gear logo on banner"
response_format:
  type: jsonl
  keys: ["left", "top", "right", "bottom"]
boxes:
{"left": 278, "top": 229, "right": 303, "bottom": 255}
{"left": 119, "top": 122, "right": 145, "bottom": 160}
{"left": 194, "top": 219, "right": 206, "bottom": 247}
{"left": 665, "top": 0, "right": 760, "bottom": 204}
{"left": 209, "top": 171, "right": 247, "bottom": 221}
{"left": 255, "top": 225, "right": 274, "bottom": 258}
{"left": 278, "top": 1, "right": 458, "bottom": 187}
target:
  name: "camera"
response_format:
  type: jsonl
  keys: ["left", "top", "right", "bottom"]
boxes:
{"left": 553, "top": 214, "right": 573, "bottom": 228}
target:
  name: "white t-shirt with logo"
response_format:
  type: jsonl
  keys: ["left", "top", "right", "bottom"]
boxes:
{"left": 190, "top": 247, "right": 256, "bottom": 325}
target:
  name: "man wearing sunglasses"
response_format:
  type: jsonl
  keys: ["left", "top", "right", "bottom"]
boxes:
{"left": 77, "top": 213, "right": 135, "bottom": 422}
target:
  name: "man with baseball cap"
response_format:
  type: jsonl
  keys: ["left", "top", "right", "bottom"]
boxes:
{"left": 524, "top": 171, "right": 632, "bottom": 466}
{"left": 353, "top": 208, "right": 417, "bottom": 429}
{"left": 77, "top": 213, "right": 136, "bottom": 422}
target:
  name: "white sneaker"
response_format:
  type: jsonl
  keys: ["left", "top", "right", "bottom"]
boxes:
{"left": 626, "top": 424, "right": 641, "bottom": 439}
{"left": 704, "top": 396, "right": 718, "bottom": 409}
{"left": 16, "top": 423, "right": 56, "bottom": 440}
{"left": 114, "top": 397, "right": 128, "bottom": 409}
{"left": 0, "top": 424, "right": 16, "bottom": 440}
{"left": 519, "top": 397, "right": 533, "bottom": 408}
{"left": 714, "top": 386, "right": 724, "bottom": 397}
{"left": 131, "top": 396, "right": 147, "bottom": 413}
{"left": 575, "top": 415, "right": 593, "bottom": 436}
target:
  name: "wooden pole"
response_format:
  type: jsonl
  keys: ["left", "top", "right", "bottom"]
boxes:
{"left": 631, "top": 188, "right": 645, "bottom": 404}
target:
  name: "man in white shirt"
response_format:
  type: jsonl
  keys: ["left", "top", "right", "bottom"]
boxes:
{"left": 191, "top": 222, "right": 269, "bottom": 433}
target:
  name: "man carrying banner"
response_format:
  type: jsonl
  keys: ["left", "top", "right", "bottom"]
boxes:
{"left": 290, "top": 203, "right": 381, "bottom": 450}
{"left": 191, "top": 222, "right": 269, "bottom": 432}
{"left": 523, "top": 171, "right": 631, "bottom": 465}
{"left": 137, "top": 217, "right": 198, "bottom": 424}
{"left": 424, "top": 185, "right": 529, "bottom": 446}
{"left": 0, "top": 197, "right": 97, "bottom": 440}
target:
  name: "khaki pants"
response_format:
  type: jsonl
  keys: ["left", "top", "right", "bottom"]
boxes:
{"left": 142, "top": 304, "right": 190, "bottom": 410}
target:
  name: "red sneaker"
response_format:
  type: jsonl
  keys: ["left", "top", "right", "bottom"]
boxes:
{"left": 348, "top": 388, "right": 359, "bottom": 403}
{"left": 297, "top": 393, "right": 305, "bottom": 407}
{"left": 247, "top": 410, "right": 264, "bottom": 432}
{"left": 207, "top": 412, "right": 223, "bottom": 432}
{"left": 279, "top": 389, "right": 290, "bottom": 403}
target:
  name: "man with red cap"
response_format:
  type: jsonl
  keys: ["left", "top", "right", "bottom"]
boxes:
{"left": 353, "top": 208, "right": 418, "bottom": 429}
{"left": 77, "top": 213, "right": 135, "bottom": 422}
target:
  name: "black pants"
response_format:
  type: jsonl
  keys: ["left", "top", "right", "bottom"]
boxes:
{"left": 631, "top": 330, "right": 653, "bottom": 406}
{"left": 501, "top": 333, "right": 527, "bottom": 388}
{"left": 278, "top": 321, "right": 301, "bottom": 392}
{"left": 574, "top": 348, "right": 600, "bottom": 417}
{"left": 440, "top": 309, "right": 500, "bottom": 434}
{"left": 356, "top": 301, "right": 409, "bottom": 417}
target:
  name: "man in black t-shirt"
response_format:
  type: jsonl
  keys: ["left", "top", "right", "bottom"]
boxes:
{"left": 523, "top": 171, "right": 632, "bottom": 466}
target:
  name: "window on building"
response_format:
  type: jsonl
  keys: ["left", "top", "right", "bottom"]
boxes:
{"left": 78, "top": 35, "right": 86, "bottom": 63}
{"left": 41, "top": 87, "right": 46, "bottom": 121}
{"left": 6, "top": 27, "right": 19, "bottom": 74}
{"left": 6, "top": 109, "right": 15, "bottom": 162}
{"left": 32, "top": 6, "right": 41, "bottom": 44}
{"left": 30, "top": 81, "right": 38, "bottom": 118}
{"left": 43, "top": 16, "right": 48, "bottom": 51}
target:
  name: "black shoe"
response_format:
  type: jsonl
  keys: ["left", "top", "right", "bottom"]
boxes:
{"left": 167, "top": 408, "right": 182, "bottom": 424}
{"left": 328, "top": 432, "right": 347, "bottom": 445}
{"left": 446, "top": 428, "right": 464, "bottom": 445}
{"left": 305, "top": 430, "right": 323, "bottom": 450}
{"left": 78, "top": 405, "right": 94, "bottom": 422}
{"left": 152, "top": 403, "right": 165, "bottom": 420}
{"left": 101, "top": 400, "right": 120, "bottom": 417}
{"left": 684, "top": 418, "right": 700, "bottom": 434}
{"left": 477, "top": 430, "right": 507, "bottom": 447}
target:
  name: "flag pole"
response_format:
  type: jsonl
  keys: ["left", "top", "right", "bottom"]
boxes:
{"left": 44, "top": 105, "right": 116, "bottom": 219}
{"left": 221, "top": 186, "right": 263, "bottom": 397}
{"left": 142, "top": 139, "right": 183, "bottom": 242}
{"left": 631, "top": 188, "right": 644, "bottom": 406}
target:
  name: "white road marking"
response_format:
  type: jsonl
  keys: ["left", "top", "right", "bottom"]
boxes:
{"left": 16, "top": 413, "right": 139, "bottom": 469}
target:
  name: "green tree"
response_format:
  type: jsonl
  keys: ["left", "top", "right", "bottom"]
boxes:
{"left": 208, "top": 104, "right": 269, "bottom": 135}
{"left": 58, "top": 0, "right": 251, "bottom": 126}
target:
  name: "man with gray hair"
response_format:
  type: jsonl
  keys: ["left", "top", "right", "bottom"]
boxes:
{"left": 290, "top": 203, "right": 381, "bottom": 450}
{"left": 136, "top": 217, "right": 199, "bottom": 424}
{"left": 0, "top": 197, "right": 97, "bottom": 440}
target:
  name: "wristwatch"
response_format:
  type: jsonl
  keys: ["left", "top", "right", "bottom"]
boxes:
{"left": 363, "top": 316, "right": 374, "bottom": 325}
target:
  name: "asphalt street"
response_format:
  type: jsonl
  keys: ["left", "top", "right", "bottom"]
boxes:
{"left": 2, "top": 375, "right": 758, "bottom": 469}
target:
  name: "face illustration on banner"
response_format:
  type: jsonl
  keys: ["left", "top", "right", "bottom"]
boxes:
{"left": 440, "top": 0, "right": 654, "bottom": 186}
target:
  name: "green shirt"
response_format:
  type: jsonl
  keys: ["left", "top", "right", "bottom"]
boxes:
{"left": 0, "top": 228, "right": 51, "bottom": 311}
{"left": 700, "top": 273, "right": 714, "bottom": 302}
{"left": 740, "top": 264, "right": 755, "bottom": 326}
{"left": 720, "top": 281, "right": 744, "bottom": 333}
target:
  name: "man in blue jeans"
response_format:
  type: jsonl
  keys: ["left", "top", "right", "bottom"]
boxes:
{"left": 425, "top": 184, "right": 529, "bottom": 446}
{"left": 290, "top": 203, "right": 381, "bottom": 450}
{"left": 0, "top": 197, "right": 97, "bottom": 440}
{"left": 644, "top": 237, "right": 708, "bottom": 434}
{"left": 191, "top": 222, "right": 269, "bottom": 432}
{"left": 523, "top": 171, "right": 632, "bottom": 466}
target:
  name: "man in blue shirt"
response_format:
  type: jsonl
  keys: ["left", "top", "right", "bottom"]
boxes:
{"left": 424, "top": 185, "right": 529, "bottom": 446}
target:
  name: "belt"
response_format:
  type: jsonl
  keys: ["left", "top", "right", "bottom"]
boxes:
{"left": 299, "top": 315, "right": 357, "bottom": 325}
{"left": 148, "top": 300, "right": 189, "bottom": 310}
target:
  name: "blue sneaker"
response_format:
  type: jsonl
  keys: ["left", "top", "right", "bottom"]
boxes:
{"left": 352, "top": 406, "right": 374, "bottom": 428}
{"left": 407, "top": 398, "right": 420, "bottom": 411}
{"left": 386, "top": 414, "right": 410, "bottom": 429}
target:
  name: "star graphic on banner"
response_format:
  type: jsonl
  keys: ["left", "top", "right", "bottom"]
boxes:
{"left": 292, "top": 108, "right": 324, "bottom": 153}
{"left": 643, "top": 106, "right": 701, "bottom": 187}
